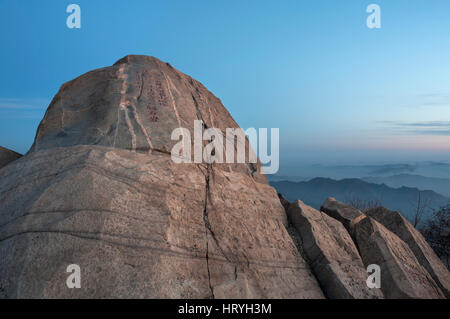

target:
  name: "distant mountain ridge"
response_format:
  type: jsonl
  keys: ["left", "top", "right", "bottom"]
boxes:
{"left": 363, "top": 174, "right": 450, "bottom": 198}
{"left": 270, "top": 161, "right": 450, "bottom": 181}
{"left": 271, "top": 177, "right": 449, "bottom": 225}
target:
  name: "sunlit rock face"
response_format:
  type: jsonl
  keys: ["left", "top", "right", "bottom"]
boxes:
{"left": 365, "top": 207, "right": 450, "bottom": 298}
{"left": 0, "top": 55, "right": 324, "bottom": 299}
{"left": 354, "top": 217, "right": 445, "bottom": 299}
{"left": 287, "top": 200, "right": 383, "bottom": 299}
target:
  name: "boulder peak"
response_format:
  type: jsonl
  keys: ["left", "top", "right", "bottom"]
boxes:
{"left": 30, "top": 55, "right": 230, "bottom": 155}
{"left": 28, "top": 55, "right": 262, "bottom": 180}
{"left": 113, "top": 54, "right": 164, "bottom": 66}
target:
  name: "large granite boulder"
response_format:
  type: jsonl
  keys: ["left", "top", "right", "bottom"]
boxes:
{"left": 354, "top": 217, "right": 445, "bottom": 299}
{"left": 365, "top": 207, "right": 450, "bottom": 298}
{"left": 0, "top": 55, "right": 324, "bottom": 299}
{"left": 320, "top": 197, "right": 365, "bottom": 234}
{"left": 0, "top": 146, "right": 21, "bottom": 170}
{"left": 287, "top": 200, "right": 383, "bottom": 299}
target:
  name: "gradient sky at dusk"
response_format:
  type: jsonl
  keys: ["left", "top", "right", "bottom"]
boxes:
{"left": 1, "top": 0, "right": 449, "bottom": 167}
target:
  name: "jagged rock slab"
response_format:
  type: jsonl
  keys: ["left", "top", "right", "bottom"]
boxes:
{"left": 0, "top": 146, "right": 21, "bottom": 170}
{"left": 365, "top": 207, "right": 450, "bottom": 298}
{"left": 288, "top": 200, "right": 383, "bottom": 299}
{"left": 0, "top": 55, "right": 324, "bottom": 299}
{"left": 320, "top": 197, "right": 365, "bottom": 234}
{"left": 354, "top": 217, "right": 445, "bottom": 299}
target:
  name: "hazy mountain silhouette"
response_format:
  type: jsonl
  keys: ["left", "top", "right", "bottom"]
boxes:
{"left": 363, "top": 174, "right": 450, "bottom": 197}
{"left": 271, "top": 178, "right": 449, "bottom": 224}
{"left": 273, "top": 161, "right": 450, "bottom": 181}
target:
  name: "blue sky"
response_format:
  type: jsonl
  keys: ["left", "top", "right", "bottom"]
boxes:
{"left": 1, "top": 0, "right": 449, "bottom": 167}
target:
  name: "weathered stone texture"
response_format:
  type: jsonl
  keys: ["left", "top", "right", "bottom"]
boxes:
{"left": 320, "top": 197, "right": 365, "bottom": 234}
{"left": 0, "top": 146, "right": 21, "bottom": 170}
{"left": 288, "top": 200, "right": 383, "bottom": 299}
{"left": 365, "top": 207, "right": 450, "bottom": 298}
{"left": 0, "top": 56, "right": 324, "bottom": 299}
{"left": 354, "top": 217, "right": 445, "bottom": 299}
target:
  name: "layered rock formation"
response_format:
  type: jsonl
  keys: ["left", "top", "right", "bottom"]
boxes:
{"left": 0, "top": 55, "right": 324, "bottom": 298}
{"left": 0, "top": 146, "right": 21, "bottom": 170}
{"left": 281, "top": 197, "right": 448, "bottom": 299}
{"left": 287, "top": 200, "right": 383, "bottom": 299}
{"left": 354, "top": 217, "right": 444, "bottom": 299}
{"left": 321, "top": 199, "right": 447, "bottom": 299}
{"left": 364, "top": 207, "right": 450, "bottom": 298}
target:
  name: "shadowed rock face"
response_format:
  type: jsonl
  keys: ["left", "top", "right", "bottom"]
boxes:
{"left": 288, "top": 200, "right": 383, "bottom": 299}
{"left": 0, "top": 147, "right": 21, "bottom": 170}
{"left": 0, "top": 55, "right": 324, "bottom": 298}
{"left": 277, "top": 193, "right": 290, "bottom": 212}
{"left": 354, "top": 217, "right": 445, "bottom": 299}
{"left": 365, "top": 207, "right": 450, "bottom": 298}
